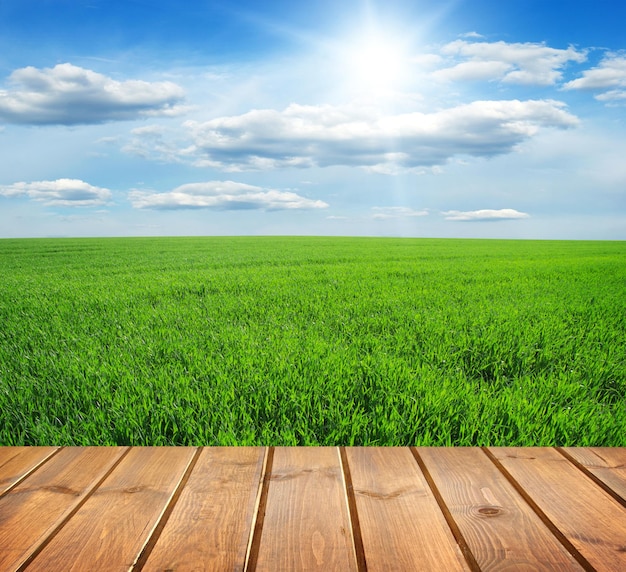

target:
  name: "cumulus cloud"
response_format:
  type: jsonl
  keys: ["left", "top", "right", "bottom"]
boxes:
{"left": 0, "top": 63, "right": 186, "bottom": 125}
{"left": 127, "top": 99, "right": 577, "bottom": 172}
{"left": 0, "top": 179, "right": 112, "bottom": 206}
{"left": 595, "top": 90, "right": 626, "bottom": 102}
{"left": 434, "top": 60, "right": 512, "bottom": 82}
{"left": 433, "top": 40, "right": 586, "bottom": 85}
{"left": 442, "top": 209, "right": 530, "bottom": 221}
{"left": 372, "top": 207, "right": 429, "bottom": 220}
{"left": 129, "top": 181, "right": 329, "bottom": 211}
{"left": 563, "top": 54, "right": 626, "bottom": 101}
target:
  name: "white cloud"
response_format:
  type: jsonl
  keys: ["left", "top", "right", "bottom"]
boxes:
{"left": 130, "top": 125, "right": 166, "bottom": 137}
{"left": 459, "top": 32, "right": 485, "bottom": 39}
{"left": 434, "top": 40, "right": 586, "bottom": 85}
{"left": 129, "top": 181, "right": 329, "bottom": 211}
{"left": 0, "top": 63, "right": 186, "bottom": 125}
{"left": 563, "top": 55, "right": 626, "bottom": 102}
{"left": 442, "top": 209, "right": 530, "bottom": 221}
{"left": 128, "top": 99, "right": 577, "bottom": 172}
{"left": 372, "top": 207, "right": 429, "bottom": 220}
{"left": 433, "top": 60, "right": 512, "bottom": 82}
{"left": 0, "top": 179, "right": 112, "bottom": 207}
{"left": 595, "top": 90, "right": 626, "bottom": 102}
{"left": 409, "top": 53, "right": 444, "bottom": 69}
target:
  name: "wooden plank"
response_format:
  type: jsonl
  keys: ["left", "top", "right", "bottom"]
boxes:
{"left": 141, "top": 447, "right": 266, "bottom": 571}
{"left": 0, "top": 447, "right": 126, "bottom": 571}
{"left": 489, "top": 447, "right": 626, "bottom": 572}
{"left": 561, "top": 447, "right": 626, "bottom": 504}
{"left": 346, "top": 447, "right": 470, "bottom": 571}
{"left": 26, "top": 447, "right": 196, "bottom": 571}
{"left": 418, "top": 447, "right": 585, "bottom": 570}
{"left": 254, "top": 447, "right": 358, "bottom": 571}
{"left": 0, "top": 446, "right": 58, "bottom": 496}
{"left": 0, "top": 446, "right": 623, "bottom": 570}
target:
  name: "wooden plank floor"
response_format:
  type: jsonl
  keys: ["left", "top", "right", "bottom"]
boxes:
{"left": 0, "top": 447, "right": 624, "bottom": 571}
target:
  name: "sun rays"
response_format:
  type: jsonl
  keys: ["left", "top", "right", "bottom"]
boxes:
{"left": 338, "top": 27, "right": 413, "bottom": 96}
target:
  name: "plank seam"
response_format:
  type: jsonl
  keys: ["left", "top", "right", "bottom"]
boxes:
{"left": 410, "top": 448, "right": 482, "bottom": 572}
{"left": 0, "top": 446, "right": 62, "bottom": 500}
{"left": 481, "top": 447, "right": 596, "bottom": 572}
{"left": 132, "top": 446, "right": 204, "bottom": 571}
{"left": 556, "top": 447, "right": 626, "bottom": 509}
{"left": 244, "top": 446, "right": 274, "bottom": 572}
{"left": 16, "top": 446, "right": 132, "bottom": 572}
{"left": 339, "top": 447, "right": 368, "bottom": 572}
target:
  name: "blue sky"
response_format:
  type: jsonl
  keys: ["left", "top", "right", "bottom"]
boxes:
{"left": 1, "top": 0, "right": 625, "bottom": 239}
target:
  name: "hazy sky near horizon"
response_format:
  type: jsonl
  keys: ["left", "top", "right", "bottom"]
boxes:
{"left": 1, "top": 0, "right": 625, "bottom": 239}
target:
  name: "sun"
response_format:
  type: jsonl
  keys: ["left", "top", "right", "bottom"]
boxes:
{"left": 338, "top": 27, "right": 412, "bottom": 96}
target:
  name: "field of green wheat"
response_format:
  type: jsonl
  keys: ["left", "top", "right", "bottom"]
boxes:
{"left": 0, "top": 236, "right": 624, "bottom": 446}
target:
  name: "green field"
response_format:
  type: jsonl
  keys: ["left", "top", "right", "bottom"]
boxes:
{"left": 0, "top": 236, "right": 624, "bottom": 446}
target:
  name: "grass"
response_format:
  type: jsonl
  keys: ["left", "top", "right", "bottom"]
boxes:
{"left": 0, "top": 236, "right": 624, "bottom": 446}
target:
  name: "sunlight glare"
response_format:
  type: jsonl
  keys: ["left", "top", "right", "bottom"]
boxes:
{"left": 340, "top": 28, "right": 411, "bottom": 96}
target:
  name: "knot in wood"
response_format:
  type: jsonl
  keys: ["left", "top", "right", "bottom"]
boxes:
{"left": 476, "top": 505, "right": 504, "bottom": 517}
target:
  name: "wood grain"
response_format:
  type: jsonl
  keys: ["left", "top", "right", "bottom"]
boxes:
{"left": 418, "top": 447, "right": 585, "bottom": 570}
{"left": 0, "top": 447, "right": 126, "bottom": 571}
{"left": 489, "top": 447, "right": 626, "bottom": 572}
{"left": 561, "top": 447, "right": 626, "bottom": 504}
{"left": 0, "top": 447, "right": 623, "bottom": 570}
{"left": 347, "top": 447, "right": 470, "bottom": 571}
{"left": 254, "top": 447, "right": 358, "bottom": 571}
{"left": 141, "top": 446, "right": 266, "bottom": 571}
{"left": 0, "top": 446, "right": 58, "bottom": 496}
{"left": 25, "top": 446, "right": 196, "bottom": 572}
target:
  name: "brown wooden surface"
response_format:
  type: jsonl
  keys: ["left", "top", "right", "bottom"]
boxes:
{"left": 561, "top": 446, "right": 626, "bottom": 504}
{"left": 418, "top": 447, "right": 584, "bottom": 570}
{"left": 489, "top": 447, "right": 626, "bottom": 572}
{"left": 25, "top": 447, "right": 195, "bottom": 572}
{"left": 253, "top": 447, "right": 358, "bottom": 571}
{"left": 0, "top": 447, "right": 126, "bottom": 571}
{"left": 141, "top": 447, "right": 266, "bottom": 571}
{"left": 0, "top": 447, "right": 624, "bottom": 571}
{"left": 347, "top": 447, "right": 469, "bottom": 571}
{"left": 0, "top": 447, "right": 58, "bottom": 496}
